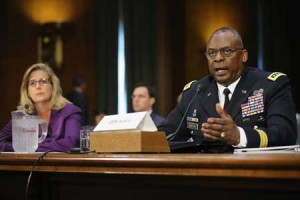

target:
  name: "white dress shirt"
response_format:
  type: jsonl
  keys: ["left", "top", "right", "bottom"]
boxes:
{"left": 216, "top": 78, "right": 247, "bottom": 147}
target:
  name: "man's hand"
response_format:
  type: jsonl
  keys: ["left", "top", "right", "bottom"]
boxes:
{"left": 201, "top": 103, "right": 240, "bottom": 145}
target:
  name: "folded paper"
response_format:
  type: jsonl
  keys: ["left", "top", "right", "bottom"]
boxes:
{"left": 93, "top": 111, "right": 157, "bottom": 132}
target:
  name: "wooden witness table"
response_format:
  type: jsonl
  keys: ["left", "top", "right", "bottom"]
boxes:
{"left": 1, "top": 152, "right": 300, "bottom": 200}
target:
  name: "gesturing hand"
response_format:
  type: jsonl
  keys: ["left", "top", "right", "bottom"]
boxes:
{"left": 201, "top": 103, "right": 240, "bottom": 145}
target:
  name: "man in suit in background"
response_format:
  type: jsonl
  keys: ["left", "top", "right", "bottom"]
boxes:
{"left": 66, "top": 76, "right": 89, "bottom": 126}
{"left": 131, "top": 84, "right": 165, "bottom": 127}
{"left": 159, "top": 27, "right": 297, "bottom": 148}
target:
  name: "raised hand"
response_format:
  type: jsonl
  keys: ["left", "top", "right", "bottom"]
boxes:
{"left": 201, "top": 103, "right": 240, "bottom": 145}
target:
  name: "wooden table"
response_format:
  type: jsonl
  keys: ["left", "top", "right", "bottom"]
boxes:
{"left": 1, "top": 152, "right": 300, "bottom": 200}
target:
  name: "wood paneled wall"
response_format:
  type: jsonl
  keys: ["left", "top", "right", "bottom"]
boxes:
{"left": 0, "top": 0, "right": 97, "bottom": 127}
{"left": 0, "top": 0, "right": 298, "bottom": 129}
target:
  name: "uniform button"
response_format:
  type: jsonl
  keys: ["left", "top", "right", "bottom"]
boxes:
{"left": 254, "top": 125, "right": 258, "bottom": 129}
{"left": 191, "top": 131, "right": 194, "bottom": 134}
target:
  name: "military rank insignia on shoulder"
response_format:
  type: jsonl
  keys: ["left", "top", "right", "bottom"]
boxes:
{"left": 183, "top": 80, "right": 196, "bottom": 91}
{"left": 267, "top": 72, "right": 286, "bottom": 81}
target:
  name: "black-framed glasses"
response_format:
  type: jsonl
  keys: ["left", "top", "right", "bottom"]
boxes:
{"left": 205, "top": 47, "right": 244, "bottom": 59}
{"left": 27, "top": 78, "right": 52, "bottom": 87}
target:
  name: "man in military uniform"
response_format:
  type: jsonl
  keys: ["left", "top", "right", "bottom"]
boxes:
{"left": 159, "top": 27, "right": 297, "bottom": 148}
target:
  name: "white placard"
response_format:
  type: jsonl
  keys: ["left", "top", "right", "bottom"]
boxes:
{"left": 93, "top": 111, "right": 157, "bottom": 132}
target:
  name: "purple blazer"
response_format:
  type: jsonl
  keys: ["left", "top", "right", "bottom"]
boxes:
{"left": 0, "top": 103, "right": 82, "bottom": 152}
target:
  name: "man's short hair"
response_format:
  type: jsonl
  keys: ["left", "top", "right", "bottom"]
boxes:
{"left": 134, "top": 83, "right": 157, "bottom": 98}
{"left": 73, "top": 76, "right": 86, "bottom": 87}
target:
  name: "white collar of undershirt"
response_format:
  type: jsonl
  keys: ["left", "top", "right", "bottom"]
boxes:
{"left": 217, "top": 77, "right": 241, "bottom": 101}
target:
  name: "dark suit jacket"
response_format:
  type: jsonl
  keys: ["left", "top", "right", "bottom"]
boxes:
{"left": 66, "top": 90, "right": 88, "bottom": 125}
{"left": 150, "top": 111, "right": 165, "bottom": 127}
{"left": 159, "top": 67, "right": 297, "bottom": 148}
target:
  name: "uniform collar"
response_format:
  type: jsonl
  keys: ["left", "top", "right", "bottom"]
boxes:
{"left": 217, "top": 77, "right": 241, "bottom": 97}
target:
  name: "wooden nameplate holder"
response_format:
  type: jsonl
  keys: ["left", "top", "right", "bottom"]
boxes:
{"left": 90, "top": 130, "right": 170, "bottom": 153}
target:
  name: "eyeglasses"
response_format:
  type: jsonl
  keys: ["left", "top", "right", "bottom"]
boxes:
{"left": 205, "top": 47, "right": 244, "bottom": 59}
{"left": 27, "top": 78, "right": 52, "bottom": 87}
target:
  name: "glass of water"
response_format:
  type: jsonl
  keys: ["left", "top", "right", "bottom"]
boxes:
{"left": 80, "top": 129, "right": 90, "bottom": 152}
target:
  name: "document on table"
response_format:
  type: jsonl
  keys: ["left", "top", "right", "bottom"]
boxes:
{"left": 234, "top": 145, "right": 300, "bottom": 154}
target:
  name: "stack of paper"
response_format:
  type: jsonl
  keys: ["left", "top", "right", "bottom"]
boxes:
{"left": 234, "top": 145, "right": 300, "bottom": 154}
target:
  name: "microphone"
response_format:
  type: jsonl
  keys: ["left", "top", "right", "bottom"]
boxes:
{"left": 167, "top": 84, "right": 203, "bottom": 141}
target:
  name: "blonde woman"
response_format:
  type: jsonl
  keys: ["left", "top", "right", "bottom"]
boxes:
{"left": 0, "top": 63, "right": 82, "bottom": 152}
